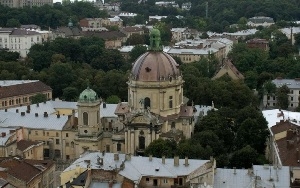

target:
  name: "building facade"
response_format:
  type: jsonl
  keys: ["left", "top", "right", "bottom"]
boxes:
{"left": 0, "top": 0, "right": 52, "bottom": 8}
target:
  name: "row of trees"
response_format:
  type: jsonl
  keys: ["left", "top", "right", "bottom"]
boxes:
{"left": 0, "top": 2, "right": 107, "bottom": 28}
{"left": 146, "top": 106, "right": 269, "bottom": 168}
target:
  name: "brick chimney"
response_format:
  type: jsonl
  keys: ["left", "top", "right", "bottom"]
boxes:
{"left": 149, "top": 155, "right": 153, "bottom": 161}
{"left": 44, "top": 112, "right": 48, "bottom": 118}
{"left": 184, "top": 157, "right": 189, "bottom": 166}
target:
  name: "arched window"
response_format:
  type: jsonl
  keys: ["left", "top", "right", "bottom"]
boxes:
{"left": 139, "top": 136, "right": 145, "bottom": 150}
{"left": 144, "top": 97, "right": 150, "bottom": 109}
{"left": 83, "top": 112, "right": 88, "bottom": 125}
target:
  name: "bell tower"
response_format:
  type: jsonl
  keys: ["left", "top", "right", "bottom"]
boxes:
{"left": 75, "top": 86, "right": 102, "bottom": 157}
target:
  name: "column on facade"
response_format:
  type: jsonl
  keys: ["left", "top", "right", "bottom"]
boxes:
{"left": 134, "top": 129, "right": 139, "bottom": 150}
{"left": 151, "top": 130, "right": 155, "bottom": 142}
{"left": 130, "top": 130, "right": 134, "bottom": 155}
{"left": 147, "top": 130, "right": 151, "bottom": 148}
{"left": 127, "top": 129, "right": 131, "bottom": 154}
{"left": 124, "top": 130, "right": 128, "bottom": 153}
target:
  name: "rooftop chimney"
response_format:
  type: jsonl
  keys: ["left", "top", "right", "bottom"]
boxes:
{"left": 36, "top": 103, "right": 39, "bottom": 107}
{"left": 26, "top": 109, "right": 30, "bottom": 113}
{"left": 1, "top": 132, "right": 6, "bottom": 137}
{"left": 103, "top": 102, "right": 106, "bottom": 108}
{"left": 16, "top": 109, "right": 19, "bottom": 113}
{"left": 27, "top": 105, "right": 30, "bottom": 111}
{"left": 44, "top": 112, "right": 48, "bottom": 118}
{"left": 162, "top": 156, "right": 165, "bottom": 164}
{"left": 233, "top": 167, "right": 237, "bottom": 174}
{"left": 114, "top": 153, "right": 119, "bottom": 161}
{"left": 21, "top": 112, "right": 25, "bottom": 116}
{"left": 126, "top": 153, "right": 131, "bottom": 161}
{"left": 174, "top": 156, "right": 179, "bottom": 166}
{"left": 35, "top": 113, "right": 38, "bottom": 117}
{"left": 184, "top": 157, "right": 189, "bottom": 166}
{"left": 57, "top": 114, "right": 60, "bottom": 118}
{"left": 4, "top": 109, "right": 7, "bottom": 112}
{"left": 149, "top": 155, "right": 153, "bottom": 161}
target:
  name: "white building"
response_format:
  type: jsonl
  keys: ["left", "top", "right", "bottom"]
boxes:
{"left": 247, "top": 16, "right": 275, "bottom": 27}
{"left": 280, "top": 27, "right": 300, "bottom": 45}
{"left": 263, "top": 78, "right": 300, "bottom": 108}
{"left": 0, "top": 28, "right": 44, "bottom": 58}
{"left": 149, "top": 16, "right": 167, "bottom": 22}
{"left": 223, "top": 29, "right": 258, "bottom": 39}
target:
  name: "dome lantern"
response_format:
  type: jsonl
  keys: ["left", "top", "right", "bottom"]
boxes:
{"left": 78, "top": 86, "right": 99, "bottom": 103}
{"left": 149, "top": 28, "right": 162, "bottom": 51}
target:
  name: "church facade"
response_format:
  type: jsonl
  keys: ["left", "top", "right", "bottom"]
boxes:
{"left": 74, "top": 29, "right": 195, "bottom": 156}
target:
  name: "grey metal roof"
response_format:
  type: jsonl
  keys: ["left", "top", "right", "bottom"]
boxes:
{"left": 63, "top": 152, "right": 126, "bottom": 172}
{"left": 0, "top": 127, "right": 17, "bottom": 146}
{"left": 213, "top": 168, "right": 252, "bottom": 188}
{"left": 0, "top": 111, "right": 68, "bottom": 130}
{"left": 119, "top": 156, "right": 209, "bottom": 184}
{"left": 272, "top": 79, "right": 300, "bottom": 89}
{"left": 253, "top": 165, "right": 290, "bottom": 188}
{"left": 100, "top": 104, "right": 118, "bottom": 118}
{"left": 167, "top": 48, "right": 218, "bottom": 55}
{"left": 0, "top": 80, "right": 38, "bottom": 87}
{"left": 89, "top": 182, "right": 121, "bottom": 188}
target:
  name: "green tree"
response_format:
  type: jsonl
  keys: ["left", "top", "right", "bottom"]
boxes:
{"left": 262, "top": 80, "right": 276, "bottom": 106}
{"left": 30, "top": 93, "right": 47, "bottom": 104}
{"left": 62, "top": 87, "right": 79, "bottom": 101}
{"left": 126, "top": 34, "right": 145, "bottom": 45}
{"left": 145, "top": 138, "right": 177, "bottom": 157}
{"left": 230, "top": 145, "right": 258, "bottom": 168}
{"left": 276, "top": 85, "right": 289, "bottom": 109}
{"left": 129, "top": 45, "right": 147, "bottom": 63}
{"left": 6, "top": 18, "right": 20, "bottom": 27}
{"left": 106, "top": 95, "right": 121, "bottom": 104}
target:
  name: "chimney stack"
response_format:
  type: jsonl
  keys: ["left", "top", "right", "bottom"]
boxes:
{"left": 1, "top": 132, "right": 6, "bottom": 137}
{"left": 27, "top": 105, "right": 30, "bottom": 111}
{"left": 233, "top": 167, "right": 237, "bottom": 174}
{"left": 184, "top": 157, "right": 189, "bottom": 166}
{"left": 57, "top": 114, "right": 60, "bottom": 118}
{"left": 149, "top": 155, "right": 153, "bottom": 161}
{"left": 21, "top": 112, "right": 25, "bottom": 116}
{"left": 16, "top": 109, "right": 19, "bottom": 113}
{"left": 4, "top": 109, "right": 7, "bottom": 112}
{"left": 44, "top": 112, "right": 48, "bottom": 117}
{"left": 174, "top": 156, "right": 179, "bottom": 166}
{"left": 36, "top": 103, "right": 39, "bottom": 107}
{"left": 114, "top": 153, "right": 119, "bottom": 161}
{"left": 125, "top": 153, "right": 131, "bottom": 161}
{"left": 35, "top": 113, "right": 38, "bottom": 117}
{"left": 103, "top": 102, "right": 106, "bottom": 108}
{"left": 162, "top": 156, "right": 165, "bottom": 164}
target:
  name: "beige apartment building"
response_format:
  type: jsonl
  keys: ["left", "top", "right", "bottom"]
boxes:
{"left": 0, "top": 0, "right": 52, "bottom": 8}
{"left": 0, "top": 80, "right": 52, "bottom": 110}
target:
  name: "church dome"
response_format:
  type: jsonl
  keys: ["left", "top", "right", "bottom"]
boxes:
{"left": 131, "top": 52, "right": 180, "bottom": 81}
{"left": 131, "top": 29, "right": 180, "bottom": 82}
{"left": 79, "top": 87, "right": 99, "bottom": 102}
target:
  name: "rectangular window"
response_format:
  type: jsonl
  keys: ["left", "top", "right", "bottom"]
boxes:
{"left": 56, "top": 132, "right": 59, "bottom": 137}
{"left": 66, "top": 155, "right": 70, "bottom": 160}
{"left": 66, "top": 133, "right": 68, "bottom": 137}
{"left": 66, "top": 142, "right": 69, "bottom": 147}
{"left": 146, "top": 178, "right": 150, "bottom": 182}
{"left": 153, "top": 179, "right": 158, "bottom": 186}
{"left": 273, "top": 96, "right": 275, "bottom": 100}
{"left": 106, "top": 145, "right": 110, "bottom": 152}
{"left": 267, "top": 96, "right": 270, "bottom": 100}
{"left": 35, "top": 131, "right": 38, "bottom": 135}
{"left": 291, "top": 97, "right": 294, "bottom": 101}
{"left": 163, "top": 179, "right": 168, "bottom": 183}
{"left": 47, "top": 132, "right": 49, "bottom": 136}
{"left": 56, "top": 139, "right": 60, "bottom": 145}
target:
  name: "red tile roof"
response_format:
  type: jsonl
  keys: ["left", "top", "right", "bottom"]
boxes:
{"left": 271, "top": 120, "right": 297, "bottom": 135}
{"left": 115, "top": 102, "right": 129, "bottom": 115}
{"left": 0, "top": 81, "right": 52, "bottom": 99}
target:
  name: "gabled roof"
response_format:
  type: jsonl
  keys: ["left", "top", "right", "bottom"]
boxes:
{"left": 114, "top": 102, "right": 129, "bottom": 115}
{"left": 122, "top": 26, "right": 144, "bottom": 33}
{"left": 56, "top": 27, "right": 82, "bottom": 37}
{"left": 17, "top": 140, "right": 43, "bottom": 152}
{"left": 0, "top": 80, "right": 52, "bottom": 99}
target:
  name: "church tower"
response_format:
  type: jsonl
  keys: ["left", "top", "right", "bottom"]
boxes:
{"left": 75, "top": 86, "right": 102, "bottom": 156}
{"left": 121, "top": 29, "right": 194, "bottom": 156}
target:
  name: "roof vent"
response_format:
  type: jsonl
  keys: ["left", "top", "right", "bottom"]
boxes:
{"left": 145, "top": 67, "right": 151, "bottom": 72}
{"left": 155, "top": 167, "right": 159, "bottom": 171}
{"left": 35, "top": 113, "right": 38, "bottom": 117}
{"left": 21, "top": 112, "right": 25, "bottom": 116}
{"left": 16, "top": 109, "right": 19, "bottom": 113}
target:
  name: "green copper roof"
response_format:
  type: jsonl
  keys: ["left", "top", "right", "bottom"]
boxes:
{"left": 149, "top": 28, "right": 162, "bottom": 51}
{"left": 78, "top": 87, "right": 99, "bottom": 102}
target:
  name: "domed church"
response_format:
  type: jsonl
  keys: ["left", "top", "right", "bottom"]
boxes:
{"left": 115, "top": 29, "right": 195, "bottom": 155}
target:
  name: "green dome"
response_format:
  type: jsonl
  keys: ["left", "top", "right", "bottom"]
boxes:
{"left": 78, "top": 87, "right": 99, "bottom": 102}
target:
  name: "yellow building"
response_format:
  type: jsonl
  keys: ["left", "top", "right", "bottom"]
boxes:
{"left": 0, "top": 80, "right": 52, "bottom": 110}
{"left": 212, "top": 59, "right": 244, "bottom": 80}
